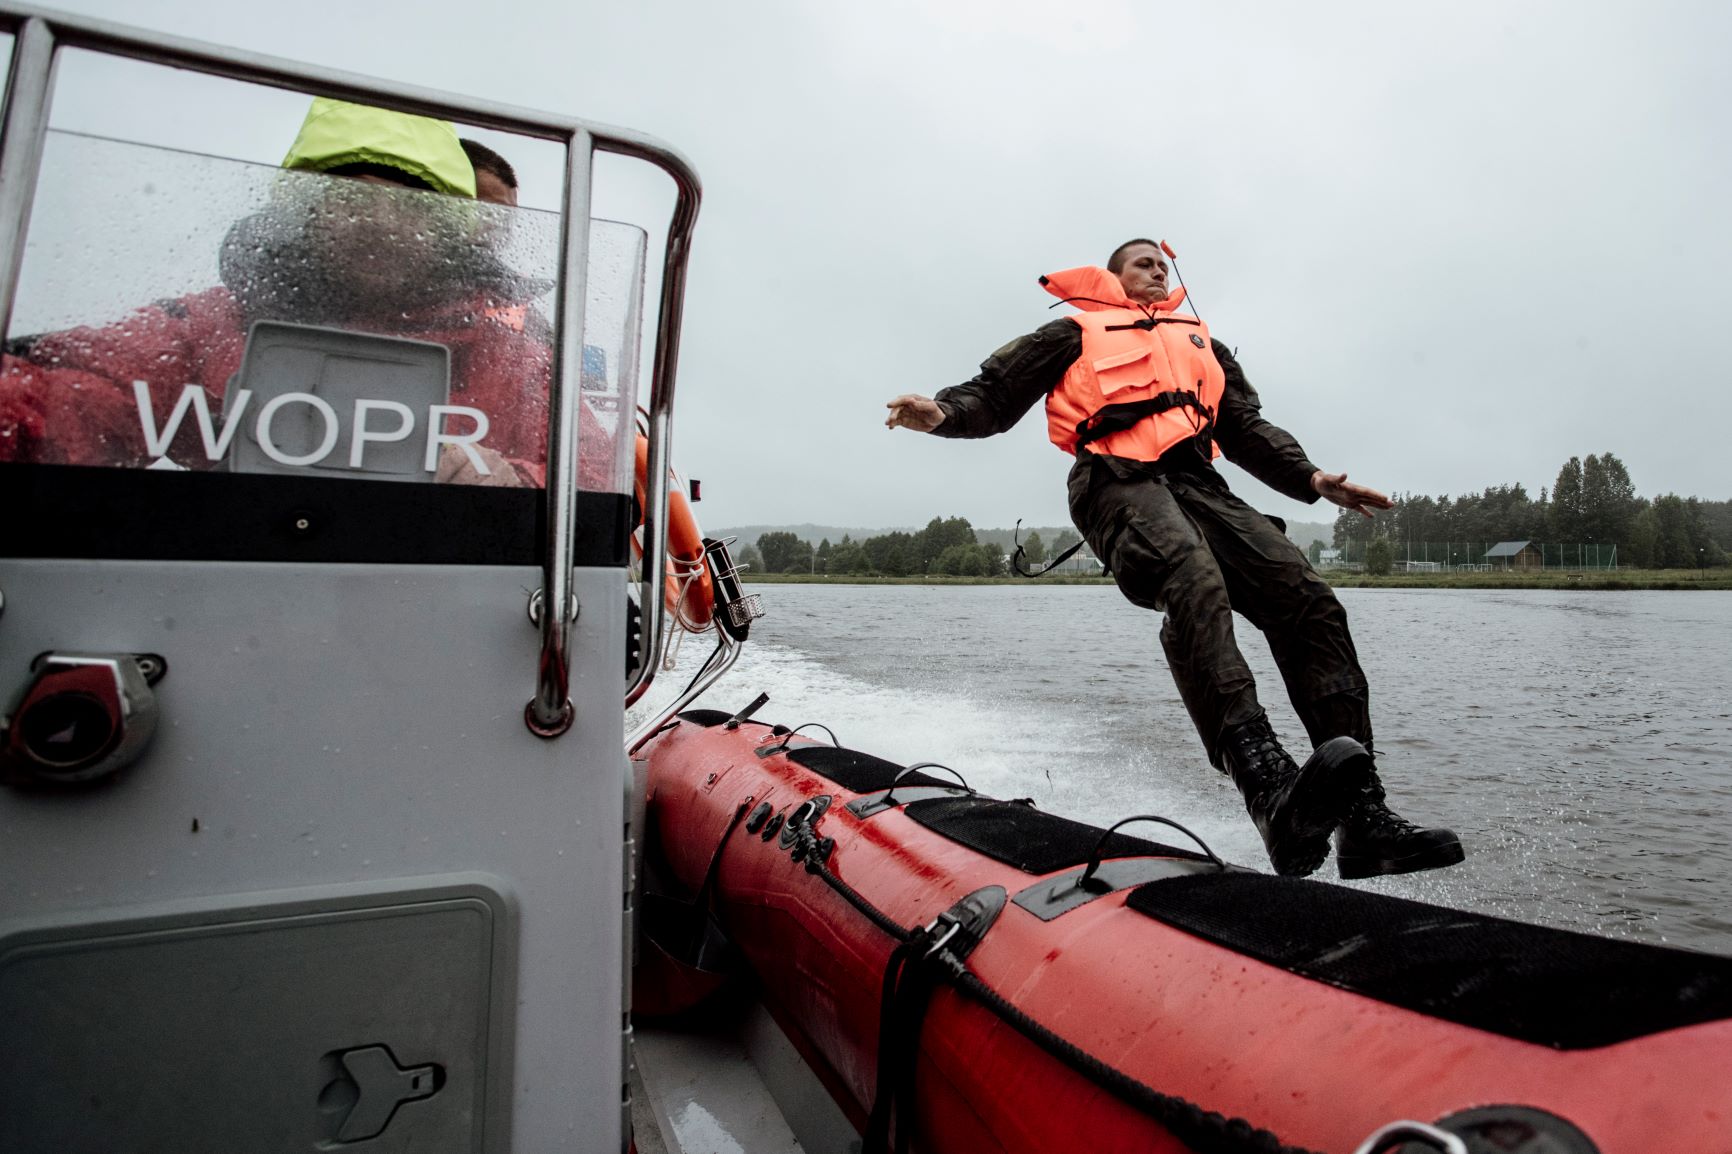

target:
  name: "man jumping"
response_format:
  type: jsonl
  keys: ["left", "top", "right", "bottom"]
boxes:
{"left": 885, "top": 239, "right": 1463, "bottom": 879}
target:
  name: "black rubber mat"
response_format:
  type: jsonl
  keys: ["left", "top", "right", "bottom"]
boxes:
{"left": 783, "top": 746, "right": 950, "bottom": 794}
{"left": 1126, "top": 871, "right": 1732, "bottom": 1049}
{"left": 903, "top": 795, "right": 1208, "bottom": 875}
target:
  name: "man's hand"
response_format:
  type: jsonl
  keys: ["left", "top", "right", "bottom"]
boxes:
{"left": 437, "top": 442, "right": 523, "bottom": 487}
{"left": 885, "top": 394, "right": 946, "bottom": 433}
{"left": 1311, "top": 470, "right": 1393, "bottom": 518}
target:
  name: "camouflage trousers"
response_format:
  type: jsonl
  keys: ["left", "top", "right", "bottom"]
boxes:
{"left": 1068, "top": 456, "right": 1373, "bottom": 769}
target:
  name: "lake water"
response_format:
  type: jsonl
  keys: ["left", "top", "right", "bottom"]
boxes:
{"left": 635, "top": 584, "right": 1732, "bottom": 955}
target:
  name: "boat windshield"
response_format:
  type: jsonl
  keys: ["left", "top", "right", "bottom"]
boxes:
{"left": 5, "top": 129, "right": 645, "bottom": 495}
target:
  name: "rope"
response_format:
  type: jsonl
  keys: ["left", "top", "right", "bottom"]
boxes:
{"left": 801, "top": 834, "right": 913, "bottom": 944}
{"left": 950, "top": 968, "right": 1319, "bottom": 1154}
{"left": 661, "top": 555, "right": 713, "bottom": 668}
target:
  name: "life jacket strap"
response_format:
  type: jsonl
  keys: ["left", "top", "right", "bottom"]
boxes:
{"left": 1101, "top": 315, "right": 1195, "bottom": 332}
{"left": 1074, "top": 389, "right": 1215, "bottom": 450}
{"left": 1011, "top": 517, "right": 1087, "bottom": 579}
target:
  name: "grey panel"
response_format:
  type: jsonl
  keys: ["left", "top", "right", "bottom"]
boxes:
{"left": 0, "top": 561, "right": 628, "bottom": 1153}
{"left": 227, "top": 322, "right": 452, "bottom": 479}
{"left": 1, "top": 878, "right": 512, "bottom": 1153}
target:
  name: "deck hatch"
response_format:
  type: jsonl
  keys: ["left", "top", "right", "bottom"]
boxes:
{"left": 0, "top": 880, "right": 514, "bottom": 1152}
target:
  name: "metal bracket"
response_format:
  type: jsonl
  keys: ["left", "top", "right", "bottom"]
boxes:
{"left": 524, "top": 588, "right": 581, "bottom": 737}
{"left": 525, "top": 588, "right": 582, "bottom": 628}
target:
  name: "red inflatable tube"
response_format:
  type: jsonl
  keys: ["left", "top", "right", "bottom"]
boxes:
{"left": 635, "top": 713, "right": 1732, "bottom": 1153}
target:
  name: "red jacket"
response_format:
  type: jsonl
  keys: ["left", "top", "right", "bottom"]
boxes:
{"left": 1, "top": 283, "right": 606, "bottom": 490}
{"left": 0, "top": 207, "right": 623, "bottom": 485}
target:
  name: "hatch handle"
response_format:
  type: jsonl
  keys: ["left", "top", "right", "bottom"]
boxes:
{"left": 760, "top": 721, "right": 840, "bottom": 755}
{"left": 881, "top": 761, "right": 969, "bottom": 810}
{"left": 333, "top": 1045, "right": 442, "bottom": 1143}
{"left": 1078, "top": 814, "right": 1224, "bottom": 891}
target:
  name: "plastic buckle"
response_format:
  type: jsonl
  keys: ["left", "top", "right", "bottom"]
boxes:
{"left": 922, "top": 917, "right": 961, "bottom": 959}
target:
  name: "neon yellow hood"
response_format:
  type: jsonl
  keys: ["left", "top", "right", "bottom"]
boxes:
{"left": 281, "top": 98, "right": 476, "bottom": 198}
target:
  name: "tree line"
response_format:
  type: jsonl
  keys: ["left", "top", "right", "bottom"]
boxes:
{"left": 1329, "top": 452, "right": 1728, "bottom": 569}
{"left": 742, "top": 518, "right": 1083, "bottom": 577}
{"left": 735, "top": 452, "right": 1726, "bottom": 577}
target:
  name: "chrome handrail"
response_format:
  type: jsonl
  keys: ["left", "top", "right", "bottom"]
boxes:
{"left": 525, "top": 128, "right": 597, "bottom": 736}
{"left": 0, "top": 4, "right": 650, "bottom": 139}
{"left": 623, "top": 627, "right": 746, "bottom": 755}
{"left": 540, "top": 136, "right": 699, "bottom": 731}
{"left": 623, "top": 170, "right": 699, "bottom": 709}
{"left": 0, "top": 4, "right": 702, "bottom": 738}
{"left": 0, "top": 17, "right": 54, "bottom": 338}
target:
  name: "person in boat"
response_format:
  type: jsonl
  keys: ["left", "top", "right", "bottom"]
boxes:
{"left": 453, "top": 136, "right": 556, "bottom": 347}
{"left": 0, "top": 99, "right": 589, "bottom": 487}
{"left": 884, "top": 240, "right": 1463, "bottom": 880}
{"left": 461, "top": 137, "right": 520, "bottom": 208}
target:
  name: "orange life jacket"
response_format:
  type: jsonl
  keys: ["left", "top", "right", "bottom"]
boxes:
{"left": 1040, "top": 266, "right": 1224, "bottom": 461}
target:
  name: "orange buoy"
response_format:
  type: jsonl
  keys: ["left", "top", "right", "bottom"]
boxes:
{"left": 633, "top": 433, "right": 714, "bottom": 631}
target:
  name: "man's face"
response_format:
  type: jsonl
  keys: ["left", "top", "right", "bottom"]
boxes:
{"left": 311, "top": 169, "right": 460, "bottom": 299}
{"left": 1114, "top": 244, "right": 1169, "bottom": 305}
{"left": 474, "top": 170, "right": 518, "bottom": 208}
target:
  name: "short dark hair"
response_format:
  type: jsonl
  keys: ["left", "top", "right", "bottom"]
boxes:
{"left": 460, "top": 138, "right": 518, "bottom": 190}
{"left": 1107, "top": 238, "right": 1162, "bottom": 274}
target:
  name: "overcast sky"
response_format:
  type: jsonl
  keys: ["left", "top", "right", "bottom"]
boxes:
{"left": 27, "top": 0, "right": 1732, "bottom": 531}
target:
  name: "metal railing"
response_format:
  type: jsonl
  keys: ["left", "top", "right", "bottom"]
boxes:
{"left": 0, "top": 3, "right": 700, "bottom": 737}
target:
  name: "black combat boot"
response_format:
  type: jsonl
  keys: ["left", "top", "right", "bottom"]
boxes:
{"left": 1220, "top": 715, "right": 1374, "bottom": 877}
{"left": 1334, "top": 776, "right": 1465, "bottom": 879}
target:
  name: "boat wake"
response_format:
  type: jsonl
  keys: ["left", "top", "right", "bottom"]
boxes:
{"left": 632, "top": 629, "right": 1608, "bottom": 941}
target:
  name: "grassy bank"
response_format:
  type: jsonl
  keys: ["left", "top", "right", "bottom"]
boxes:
{"left": 1321, "top": 568, "right": 1732, "bottom": 590}
{"left": 744, "top": 569, "right": 1732, "bottom": 590}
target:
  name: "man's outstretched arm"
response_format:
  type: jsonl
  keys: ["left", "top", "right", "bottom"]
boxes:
{"left": 1309, "top": 470, "right": 1393, "bottom": 518}
{"left": 884, "top": 394, "right": 947, "bottom": 432}
{"left": 885, "top": 318, "right": 1080, "bottom": 438}
{"left": 1211, "top": 339, "right": 1392, "bottom": 517}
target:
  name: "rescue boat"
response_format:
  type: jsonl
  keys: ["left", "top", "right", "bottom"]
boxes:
{"left": 632, "top": 705, "right": 1732, "bottom": 1154}
{"left": 6, "top": 12, "right": 1729, "bottom": 1154}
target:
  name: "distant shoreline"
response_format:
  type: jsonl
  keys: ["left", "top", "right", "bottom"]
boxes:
{"left": 743, "top": 569, "right": 1732, "bottom": 590}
